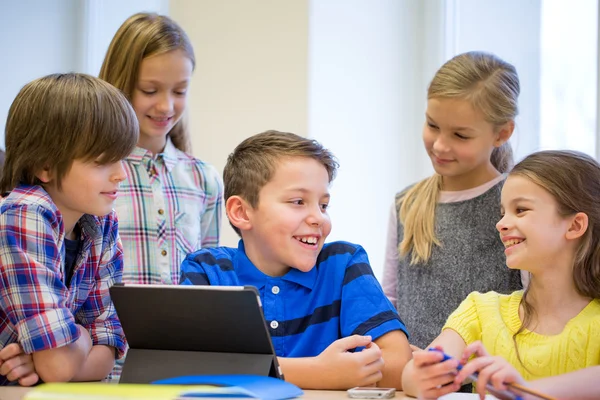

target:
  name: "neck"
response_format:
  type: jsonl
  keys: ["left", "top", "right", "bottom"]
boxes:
{"left": 63, "top": 219, "right": 79, "bottom": 240}
{"left": 243, "top": 238, "right": 290, "bottom": 277}
{"left": 138, "top": 136, "right": 167, "bottom": 156}
{"left": 526, "top": 265, "right": 589, "bottom": 318}
{"left": 441, "top": 162, "right": 500, "bottom": 191}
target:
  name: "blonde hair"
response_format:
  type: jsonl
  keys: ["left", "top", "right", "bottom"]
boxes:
{"left": 509, "top": 150, "right": 600, "bottom": 370}
{"left": 224, "top": 130, "right": 339, "bottom": 236}
{"left": 99, "top": 12, "right": 195, "bottom": 153}
{"left": 399, "top": 51, "right": 520, "bottom": 264}
{"left": 1, "top": 73, "right": 138, "bottom": 193}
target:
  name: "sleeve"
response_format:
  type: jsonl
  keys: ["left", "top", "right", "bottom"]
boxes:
{"left": 199, "top": 163, "right": 223, "bottom": 248}
{"left": 74, "top": 214, "right": 127, "bottom": 359}
{"left": 441, "top": 292, "right": 483, "bottom": 345}
{"left": 340, "top": 245, "right": 409, "bottom": 340}
{"left": 381, "top": 201, "right": 399, "bottom": 305}
{"left": 179, "top": 253, "right": 211, "bottom": 285}
{"left": 0, "top": 204, "right": 80, "bottom": 354}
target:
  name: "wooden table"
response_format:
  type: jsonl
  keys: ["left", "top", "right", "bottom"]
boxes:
{"left": 0, "top": 386, "right": 413, "bottom": 399}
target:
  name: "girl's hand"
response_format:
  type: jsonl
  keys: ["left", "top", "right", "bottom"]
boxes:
{"left": 454, "top": 341, "right": 526, "bottom": 400}
{"left": 412, "top": 347, "right": 461, "bottom": 399}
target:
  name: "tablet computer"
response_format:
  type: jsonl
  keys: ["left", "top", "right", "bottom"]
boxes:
{"left": 109, "top": 284, "right": 283, "bottom": 383}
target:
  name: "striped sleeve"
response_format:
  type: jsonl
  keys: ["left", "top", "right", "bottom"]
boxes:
{"left": 442, "top": 291, "right": 483, "bottom": 345}
{"left": 339, "top": 245, "right": 408, "bottom": 340}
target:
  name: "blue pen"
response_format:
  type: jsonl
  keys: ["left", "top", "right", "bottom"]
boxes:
{"left": 428, "top": 348, "right": 523, "bottom": 400}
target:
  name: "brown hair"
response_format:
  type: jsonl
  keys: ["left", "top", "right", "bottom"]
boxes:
{"left": 509, "top": 150, "right": 600, "bottom": 368}
{"left": 224, "top": 130, "right": 339, "bottom": 235}
{"left": 99, "top": 12, "right": 195, "bottom": 153}
{"left": 400, "top": 51, "right": 520, "bottom": 264}
{"left": 1, "top": 73, "right": 138, "bottom": 193}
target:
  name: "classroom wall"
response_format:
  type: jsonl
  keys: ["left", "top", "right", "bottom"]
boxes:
{"left": 170, "top": 0, "right": 309, "bottom": 251}
{"left": 0, "top": 0, "right": 80, "bottom": 145}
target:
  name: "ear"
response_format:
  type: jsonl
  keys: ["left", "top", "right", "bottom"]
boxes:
{"left": 494, "top": 120, "right": 515, "bottom": 147}
{"left": 225, "top": 195, "right": 253, "bottom": 232}
{"left": 35, "top": 168, "right": 53, "bottom": 184}
{"left": 565, "top": 212, "right": 589, "bottom": 240}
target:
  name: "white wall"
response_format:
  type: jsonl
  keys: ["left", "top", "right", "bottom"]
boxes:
{"left": 171, "top": 0, "right": 309, "bottom": 248}
{"left": 308, "top": 1, "right": 448, "bottom": 279}
{"left": 0, "top": 0, "right": 79, "bottom": 148}
{"left": 448, "top": 0, "right": 542, "bottom": 162}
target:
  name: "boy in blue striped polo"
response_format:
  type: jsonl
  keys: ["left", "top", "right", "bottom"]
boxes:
{"left": 180, "top": 130, "right": 411, "bottom": 390}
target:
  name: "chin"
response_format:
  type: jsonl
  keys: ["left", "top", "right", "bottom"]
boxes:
{"left": 293, "top": 262, "right": 317, "bottom": 273}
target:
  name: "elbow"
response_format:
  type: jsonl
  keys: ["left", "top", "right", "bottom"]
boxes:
{"left": 32, "top": 349, "right": 82, "bottom": 383}
{"left": 35, "top": 362, "right": 78, "bottom": 383}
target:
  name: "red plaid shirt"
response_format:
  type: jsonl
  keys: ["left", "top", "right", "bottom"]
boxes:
{"left": 0, "top": 185, "right": 126, "bottom": 385}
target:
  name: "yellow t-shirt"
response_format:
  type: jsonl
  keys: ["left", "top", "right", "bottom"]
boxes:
{"left": 443, "top": 291, "right": 600, "bottom": 380}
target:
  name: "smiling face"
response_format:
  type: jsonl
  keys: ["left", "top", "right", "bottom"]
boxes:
{"left": 131, "top": 49, "right": 193, "bottom": 154}
{"left": 497, "top": 175, "right": 575, "bottom": 272}
{"left": 423, "top": 97, "right": 508, "bottom": 190}
{"left": 242, "top": 156, "right": 332, "bottom": 277}
{"left": 41, "top": 159, "right": 127, "bottom": 237}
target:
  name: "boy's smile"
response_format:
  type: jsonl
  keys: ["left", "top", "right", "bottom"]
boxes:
{"left": 243, "top": 156, "right": 332, "bottom": 277}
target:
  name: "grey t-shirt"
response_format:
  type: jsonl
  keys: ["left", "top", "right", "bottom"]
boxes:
{"left": 395, "top": 180, "right": 522, "bottom": 349}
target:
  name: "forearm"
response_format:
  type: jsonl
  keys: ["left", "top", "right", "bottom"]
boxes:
{"left": 32, "top": 325, "right": 92, "bottom": 382}
{"left": 378, "top": 348, "right": 409, "bottom": 390}
{"left": 400, "top": 359, "right": 419, "bottom": 397}
{"left": 526, "top": 367, "right": 600, "bottom": 400}
{"left": 277, "top": 357, "right": 325, "bottom": 389}
{"left": 71, "top": 345, "right": 116, "bottom": 382}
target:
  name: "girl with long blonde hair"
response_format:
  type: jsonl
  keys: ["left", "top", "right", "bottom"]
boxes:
{"left": 382, "top": 51, "right": 522, "bottom": 349}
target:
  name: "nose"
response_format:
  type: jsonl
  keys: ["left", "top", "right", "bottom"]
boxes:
{"left": 156, "top": 92, "right": 174, "bottom": 114}
{"left": 306, "top": 204, "right": 325, "bottom": 227}
{"left": 112, "top": 161, "right": 128, "bottom": 183}
{"left": 496, "top": 214, "right": 510, "bottom": 233}
{"left": 432, "top": 134, "right": 450, "bottom": 153}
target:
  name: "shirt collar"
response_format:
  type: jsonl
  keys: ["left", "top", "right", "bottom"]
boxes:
{"left": 126, "top": 136, "right": 179, "bottom": 172}
{"left": 235, "top": 240, "right": 317, "bottom": 290}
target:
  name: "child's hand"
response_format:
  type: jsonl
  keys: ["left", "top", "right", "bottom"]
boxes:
{"left": 0, "top": 343, "right": 39, "bottom": 386}
{"left": 315, "top": 335, "right": 384, "bottom": 389}
{"left": 411, "top": 347, "right": 461, "bottom": 399}
{"left": 454, "top": 341, "right": 526, "bottom": 400}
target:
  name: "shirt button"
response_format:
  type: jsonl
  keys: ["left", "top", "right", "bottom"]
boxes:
{"left": 270, "top": 321, "right": 279, "bottom": 329}
{"left": 271, "top": 286, "right": 280, "bottom": 295}
{"left": 158, "top": 209, "right": 164, "bottom": 215}
{"left": 161, "top": 249, "right": 167, "bottom": 256}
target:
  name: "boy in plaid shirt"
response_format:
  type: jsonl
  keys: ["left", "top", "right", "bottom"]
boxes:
{"left": 0, "top": 73, "right": 138, "bottom": 386}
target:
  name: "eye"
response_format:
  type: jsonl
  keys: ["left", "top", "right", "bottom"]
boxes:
{"left": 290, "top": 199, "right": 304, "bottom": 206}
{"left": 516, "top": 208, "right": 528, "bottom": 214}
{"left": 455, "top": 132, "right": 469, "bottom": 140}
{"left": 320, "top": 203, "right": 329, "bottom": 211}
{"left": 427, "top": 122, "right": 439, "bottom": 130}
{"left": 174, "top": 89, "right": 188, "bottom": 96}
{"left": 140, "top": 89, "right": 156, "bottom": 95}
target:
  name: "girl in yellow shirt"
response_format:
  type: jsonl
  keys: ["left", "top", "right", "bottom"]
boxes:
{"left": 402, "top": 150, "right": 600, "bottom": 399}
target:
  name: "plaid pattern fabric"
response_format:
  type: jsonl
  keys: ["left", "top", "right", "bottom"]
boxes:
{"left": 0, "top": 185, "right": 127, "bottom": 385}
{"left": 114, "top": 138, "right": 223, "bottom": 285}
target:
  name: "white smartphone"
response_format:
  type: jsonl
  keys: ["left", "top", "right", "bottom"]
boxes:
{"left": 347, "top": 387, "right": 396, "bottom": 399}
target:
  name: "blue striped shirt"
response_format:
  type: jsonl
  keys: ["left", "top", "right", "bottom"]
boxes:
{"left": 180, "top": 240, "right": 408, "bottom": 357}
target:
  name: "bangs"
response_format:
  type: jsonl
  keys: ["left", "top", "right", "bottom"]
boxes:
{"left": 73, "top": 81, "right": 139, "bottom": 164}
